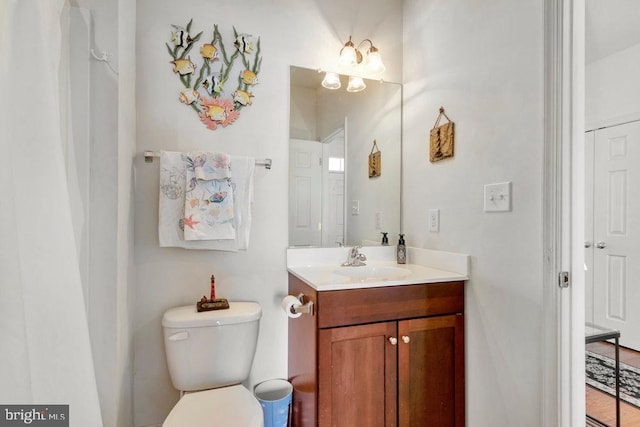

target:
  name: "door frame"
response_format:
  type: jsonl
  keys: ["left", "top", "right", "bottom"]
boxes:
{"left": 543, "top": 0, "right": 585, "bottom": 425}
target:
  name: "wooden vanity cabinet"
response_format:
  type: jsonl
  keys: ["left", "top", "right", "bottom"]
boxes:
{"left": 288, "top": 273, "right": 465, "bottom": 427}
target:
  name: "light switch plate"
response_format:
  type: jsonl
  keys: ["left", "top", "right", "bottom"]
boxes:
{"left": 351, "top": 200, "right": 360, "bottom": 215}
{"left": 484, "top": 182, "right": 512, "bottom": 212}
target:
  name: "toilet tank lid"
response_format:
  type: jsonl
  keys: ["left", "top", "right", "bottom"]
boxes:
{"left": 163, "top": 301, "right": 261, "bottom": 328}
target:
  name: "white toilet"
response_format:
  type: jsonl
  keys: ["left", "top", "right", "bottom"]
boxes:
{"left": 162, "top": 301, "right": 264, "bottom": 427}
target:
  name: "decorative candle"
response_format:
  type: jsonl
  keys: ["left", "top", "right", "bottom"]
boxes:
{"left": 210, "top": 274, "right": 216, "bottom": 300}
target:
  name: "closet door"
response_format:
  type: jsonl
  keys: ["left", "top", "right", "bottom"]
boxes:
{"left": 593, "top": 121, "right": 640, "bottom": 350}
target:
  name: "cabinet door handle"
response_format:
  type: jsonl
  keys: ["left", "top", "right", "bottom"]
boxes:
{"left": 595, "top": 241, "right": 606, "bottom": 249}
{"left": 388, "top": 337, "right": 398, "bottom": 345}
{"left": 401, "top": 335, "right": 410, "bottom": 344}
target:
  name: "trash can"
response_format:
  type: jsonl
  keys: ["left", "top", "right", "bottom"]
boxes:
{"left": 254, "top": 379, "right": 293, "bottom": 427}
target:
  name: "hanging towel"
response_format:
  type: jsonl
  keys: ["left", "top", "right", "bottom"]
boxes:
{"left": 229, "top": 156, "right": 255, "bottom": 250}
{"left": 183, "top": 152, "right": 236, "bottom": 241}
{"left": 158, "top": 151, "right": 254, "bottom": 251}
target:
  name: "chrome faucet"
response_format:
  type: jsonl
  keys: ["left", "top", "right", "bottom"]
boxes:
{"left": 342, "top": 246, "right": 367, "bottom": 267}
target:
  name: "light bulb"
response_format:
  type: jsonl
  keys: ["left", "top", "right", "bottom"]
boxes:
{"left": 366, "top": 49, "right": 386, "bottom": 74}
{"left": 338, "top": 38, "right": 358, "bottom": 67}
{"left": 321, "top": 72, "right": 341, "bottom": 90}
{"left": 347, "top": 76, "right": 366, "bottom": 92}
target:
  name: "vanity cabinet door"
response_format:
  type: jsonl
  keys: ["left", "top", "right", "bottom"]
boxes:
{"left": 318, "top": 322, "right": 398, "bottom": 427}
{"left": 398, "top": 314, "right": 465, "bottom": 427}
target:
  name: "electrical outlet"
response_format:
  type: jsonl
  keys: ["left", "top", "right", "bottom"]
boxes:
{"left": 375, "top": 211, "right": 383, "bottom": 230}
{"left": 428, "top": 209, "right": 439, "bottom": 232}
{"left": 484, "top": 182, "right": 512, "bottom": 212}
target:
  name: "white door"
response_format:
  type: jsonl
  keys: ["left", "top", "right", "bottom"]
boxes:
{"left": 289, "top": 139, "right": 322, "bottom": 246}
{"left": 324, "top": 173, "right": 344, "bottom": 245}
{"left": 592, "top": 121, "right": 640, "bottom": 350}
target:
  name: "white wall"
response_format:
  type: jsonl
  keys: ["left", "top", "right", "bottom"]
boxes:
{"left": 338, "top": 82, "right": 402, "bottom": 245}
{"left": 290, "top": 85, "right": 318, "bottom": 141}
{"left": 117, "top": 0, "right": 136, "bottom": 425}
{"left": 133, "top": 1, "right": 402, "bottom": 426}
{"left": 586, "top": 42, "right": 640, "bottom": 129}
{"left": 403, "top": 1, "right": 544, "bottom": 425}
{"left": 86, "top": 0, "right": 119, "bottom": 421}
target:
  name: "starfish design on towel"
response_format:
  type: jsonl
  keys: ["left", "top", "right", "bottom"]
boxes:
{"left": 183, "top": 215, "right": 199, "bottom": 229}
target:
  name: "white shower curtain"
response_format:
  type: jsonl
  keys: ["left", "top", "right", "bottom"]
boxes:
{"left": 0, "top": 1, "right": 102, "bottom": 426}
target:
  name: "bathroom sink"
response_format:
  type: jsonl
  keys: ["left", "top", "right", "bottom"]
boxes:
{"left": 333, "top": 265, "right": 411, "bottom": 280}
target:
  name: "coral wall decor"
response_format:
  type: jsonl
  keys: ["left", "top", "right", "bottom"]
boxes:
{"left": 166, "top": 20, "right": 262, "bottom": 131}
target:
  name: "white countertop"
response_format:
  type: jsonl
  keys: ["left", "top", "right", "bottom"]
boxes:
{"left": 288, "top": 262, "right": 467, "bottom": 291}
{"left": 286, "top": 246, "right": 470, "bottom": 291}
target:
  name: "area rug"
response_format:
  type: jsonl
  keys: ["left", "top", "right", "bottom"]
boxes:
{"left": 586, "top": 350, "right": 640, "bottom": 408}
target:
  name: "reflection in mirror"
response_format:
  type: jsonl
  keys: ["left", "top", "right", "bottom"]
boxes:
{"left": 288, "top": 66, "right": 402, "bottom": 247}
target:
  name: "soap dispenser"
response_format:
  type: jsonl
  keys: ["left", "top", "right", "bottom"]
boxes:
{"left": 397, "top": 234, "right": 406, "bottom": 264}
{"left": 381, "top": 232, "right": 389, "bottom": 246}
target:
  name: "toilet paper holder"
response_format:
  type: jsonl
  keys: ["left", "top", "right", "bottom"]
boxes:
{"left": 291, "top": 293, "right": 314, "bottom": 316}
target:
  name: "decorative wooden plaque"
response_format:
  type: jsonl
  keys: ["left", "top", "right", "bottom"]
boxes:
{"left": 369, "top": 140, "right": 381, "bottom": 178}
{"left": 429, "top": 107, "right": 455, "bottom": 162}
{"left": 197, "top": 297, "right": 230, "bottom": 312}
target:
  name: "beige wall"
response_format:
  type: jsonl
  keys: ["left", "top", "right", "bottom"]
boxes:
{"left": 403, "top": 0, "right": 545, "bottom": 425}
{"left": 586, "top": 42, "right": 640, "bottom": 128}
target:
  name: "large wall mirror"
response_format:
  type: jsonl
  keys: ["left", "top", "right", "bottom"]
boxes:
{"left": 289, "top": 66, "right": 402, "bottom": 248}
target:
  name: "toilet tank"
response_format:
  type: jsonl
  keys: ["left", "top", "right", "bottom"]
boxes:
{"left": 162, "top": 301, "right": 261, "bottom": 392}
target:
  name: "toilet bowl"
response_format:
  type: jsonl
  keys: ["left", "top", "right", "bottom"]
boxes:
{"left": 163, "top": 385, "right": 263, "bottom": 427}
{"left": 161, "top": 302, "right": 263, "bottom": 427}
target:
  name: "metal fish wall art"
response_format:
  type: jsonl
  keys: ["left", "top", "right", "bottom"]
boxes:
{"left": 165, "top": 19, "right": 263, "bottom": 131}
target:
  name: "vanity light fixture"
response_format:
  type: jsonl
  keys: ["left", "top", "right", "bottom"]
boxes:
{"left": 321, "top": 72, "right": 341, "bottom": 90}
{"left": 346, "top": 76, "right": 366, "bottom": 93}
{"left": 338, "top": 36, "right": 386, "bottom": 75}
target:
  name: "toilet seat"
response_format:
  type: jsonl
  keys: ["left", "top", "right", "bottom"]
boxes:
{"left": 163, "top": 384, "right": 263, "bottom": 427}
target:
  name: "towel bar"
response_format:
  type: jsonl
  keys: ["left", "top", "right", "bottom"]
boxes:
{"left": 143, "top": 151, "right": 272, "bottom": 170}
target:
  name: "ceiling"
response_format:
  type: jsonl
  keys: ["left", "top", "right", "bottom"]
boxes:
{"left": 586, "top": 0, "right": 640, "bottom": 63}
